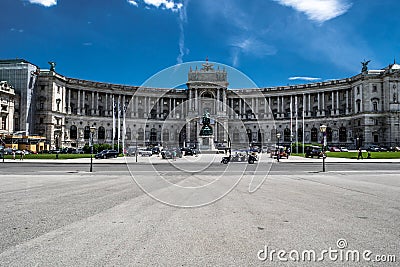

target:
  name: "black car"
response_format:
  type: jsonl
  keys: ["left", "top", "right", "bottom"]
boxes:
{"left": 184, "top": 148, "right": 199, "bottom": 156}
{"left": 305, "top": 146, "right": 323, "bottom": 158}
{"left": 161, "top": 148, "right": 182, "bottom": 159}
{"left": 95, "top": 149, "right": 119, "bottom": 159}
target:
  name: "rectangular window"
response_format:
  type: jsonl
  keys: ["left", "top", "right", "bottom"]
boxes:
{"left": 356, "top": 86, "right": 360, "bottom": 94}
{"left": 40, "top": 102, "right": 44, "bottom": 110}
{"left": 372, "top": 84, "right": 377, "bottom": 92}
{"left": 57, "top": 86, "right": 60, "bottom": 94}
{"left": 373, "top": 102, "right": 378, "bottom": 111}
{"left": 40, "top": 117, "right": 44, "bottom": 124}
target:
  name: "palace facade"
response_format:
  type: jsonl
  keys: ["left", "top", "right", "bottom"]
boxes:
{"left": 1, "top": 59, "right": 400, "bottom": 150}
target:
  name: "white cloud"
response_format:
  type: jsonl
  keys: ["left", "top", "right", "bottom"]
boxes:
{"left": 232, "top": 38, "right": 277, "bottom": 57}
{"left": 142, "top": 0, "right": 183, "bottom": 12}
{"left": 176, "top": 0, "right": 189, "bottom": 64}
{"left": 128, "top": 0, "right": 138, "bottom": 6}
{"left": 27, "top": 0, "right": 57, "bottom": 7}
{"left": 273, "top": 0, "right": 352, "bottom": 23}
{"left": 289, "top": 76, "right": 321, "bottom": 81}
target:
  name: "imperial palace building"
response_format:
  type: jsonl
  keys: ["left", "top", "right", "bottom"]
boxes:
{"left": 1, "top": 59, "right": 400, "bottom": 151}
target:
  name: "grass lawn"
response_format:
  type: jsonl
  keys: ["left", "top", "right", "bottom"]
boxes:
{"left": 2, "top": 153, "right": 94, "bottom": 160}
{"left": 327, "top": 151, "right": 400, "bottom": 159}
{"left": 293, "top": 152, "right": 400, "bottom": 159}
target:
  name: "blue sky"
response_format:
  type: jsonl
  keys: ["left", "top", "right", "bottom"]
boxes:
{"left": 2, "top": 0, "right": 400, "bottom": 88}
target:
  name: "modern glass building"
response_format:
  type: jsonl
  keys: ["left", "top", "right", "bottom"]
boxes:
{"left": 0, "top": 59, "right": 40, "bottom": 135}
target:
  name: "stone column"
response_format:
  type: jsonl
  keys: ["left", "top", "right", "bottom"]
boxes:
{"left": 77, "top": 90, "right": 81, "bottom": 115}
{"left": 105, "top": 93, "right": 109, "bottom": 115}
{"left": 281, "top": 96, "right": 285, "bottom": 118}
{"left": 264, "top": 97, "right": 267, "bottom": 118}
{"left": 239, "top": 98, "right": 242, "bottom": 119}
{"left": 308, "top": 94, "right": 311, "bottom": 117}
{"left": 222, "top": 90, "right": 226, "bottom": 112}
{"left": 331, "top": 91, "right": 335, "bottom": 116}
{"left": 188, "top": 90, "right": 192, "bottom": 111}
{"left": 173, "top": 98, "right": 176, "bottom": 118}
{"left": 277, "top": 96, "right": 280, "bottom": 117}
{"left": 336, "top": 91, "right": 339, "bottom": 115}
{"left": 82, "top": 91, "right": 86, "bottom": 115}
{"left": 91, "top": 91, "right": 95, "bottom": 116}
{"left": 360, "top": 86, "right": 363, "bottom": 112}
{"left": 217, "top": 89, "right": 220, "bottom": 112}
{"left": 195, "top": 90, "right": 199, "bottom": 113}
{"left": 67, "top": 89, "right": 71, "bottom": 114}
{"left": 302, "top": 93, "right": 306, "bottom": 117}
{"left": 95, "top": 92, "right": 99, "bottom": 116}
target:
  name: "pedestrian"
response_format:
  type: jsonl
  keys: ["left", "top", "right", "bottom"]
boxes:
{"left": 367, "top": 149, "right": 371, "bottom": 159}
{"left": 357, "top": 147, "right": 363, "bottom": 160}
{"left": 12, "top": 150, "right": 15, "bottom": 160}
{"left": 20, "top": 151, "right": 24, "bottom": 161}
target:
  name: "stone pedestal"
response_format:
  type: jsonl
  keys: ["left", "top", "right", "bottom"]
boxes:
{"left": 198, "top": 135, "right": 216, "bottom": 152}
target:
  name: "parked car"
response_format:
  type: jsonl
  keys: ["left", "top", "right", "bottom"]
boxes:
{"left": 141, "top": 150, "right": 153, "bottom": 157}
{"left": 305, "top": 146, "right": 323, "bottom": 158}
{"left": 95, "top": 149, "right": 119, "bottom": 159}
{"left": 184, "top": 148, "right": 199, "bottom": 156}
{"left": 339, "top": 147, "right": 349, "bottom": 152}
{"left": 329, "top": 146, "right": 341, "bottom": 152}
{"left": 270, "top": 147, "right": 287, "bottom": 159}
{"left": 367, "top": 145, "right": 381, "bottom": 152}
{"left": 161, "top": 148, "right": 182, "bottom": 159}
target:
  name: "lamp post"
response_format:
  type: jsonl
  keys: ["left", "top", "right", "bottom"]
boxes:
{"left": 89, "top": 126, "right": 96, "bottom": 172}
{"left": 135, "top": 133, "right": 139, "bottom": 163}
{"left": 276, "top": 132, "right": 281, "bottom": 162}
{"left": 320, "top": 124, "right": 327, "bottom": 172}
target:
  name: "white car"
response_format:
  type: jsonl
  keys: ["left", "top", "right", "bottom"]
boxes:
{"left": 340, "top": 147, "right": 349, "bottom": 152}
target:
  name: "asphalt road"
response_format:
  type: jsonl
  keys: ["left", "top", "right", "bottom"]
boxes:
{"left": 0, "top": 160, "right": 399, "bottom": 266}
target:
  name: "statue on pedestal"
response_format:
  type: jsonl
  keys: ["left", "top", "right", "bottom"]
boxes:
{"left": 199, "top": 112, "right": 213, "bottom": 136}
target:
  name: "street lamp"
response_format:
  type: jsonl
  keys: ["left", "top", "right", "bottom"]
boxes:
{"left": 135, "top": 133, "right": 139, "bottom": 163}
{"left": 276, "top": 132, "right": 281, "bottom": 162}
{"left": 89, "top": 126, "right": 96, "bottom": 172}
{"left": 320, "top": 124, "right": 327, "bottom": 172}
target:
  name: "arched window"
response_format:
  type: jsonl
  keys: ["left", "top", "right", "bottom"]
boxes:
{"left": 246, "top": 129, "right": 252, "bottom": 143}
{"left": 202, "top": 92, "right": 213, "bottom": 98}
{"left": 284, "top": 128, "right": 291, "bottom": 142}
{"left": 98, "top": 126, "right": 105, "bottom": 140}
{"left": 297, "top": 128, "right": 303, "bottom": 142}
{"left": 126, "top": 128, "right": 131, "bottom": 140}
{"left": 311, "top": 127, "right": 318, "bottom": 142}
{"left": 233, "top": 129, "right": 240, "bottom": 142}
{"left": 84, "top": 126, "right": 90, "bottom": 140}
{"left": 271, "top": 128, "right": 277, "bottom": 142}
{"left": 356, "top": 100, "right": 361, "bottom": 113}
{"left": 150, "top": 128, "right": 157, "bottom": 142}
{"left": 339, "top": 127, "right": 347, "bottom": 143}
{"left": 162, "top": 129, "right": 169, "bottom": 142}
{"left": 138, "top": 128, "right": 144, "bottom": 140}
{"left": 70, "top": 125, "right": 77, "bottom": 139}
{"left": 326, "top": 127, "right": 332, "bottom": 142}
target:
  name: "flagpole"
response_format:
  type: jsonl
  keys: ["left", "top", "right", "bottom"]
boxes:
{"left": 117, "top": 95, "right": 121, "bottom": 154}
{"left": 112, "top": 95, "right": 115, "bottom": 149}
{"left": 290, "top": 96, "right": 293, "bottom": 149}
{"left": 302, "top": 94, "right": 305, "bottom": 156}
{"left": 295, "top": 96, "right": 298, "bottom": 154}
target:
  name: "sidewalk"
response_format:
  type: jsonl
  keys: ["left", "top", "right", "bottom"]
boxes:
{"left": 1, "top": 154, "right": 399, "bottom": 164}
